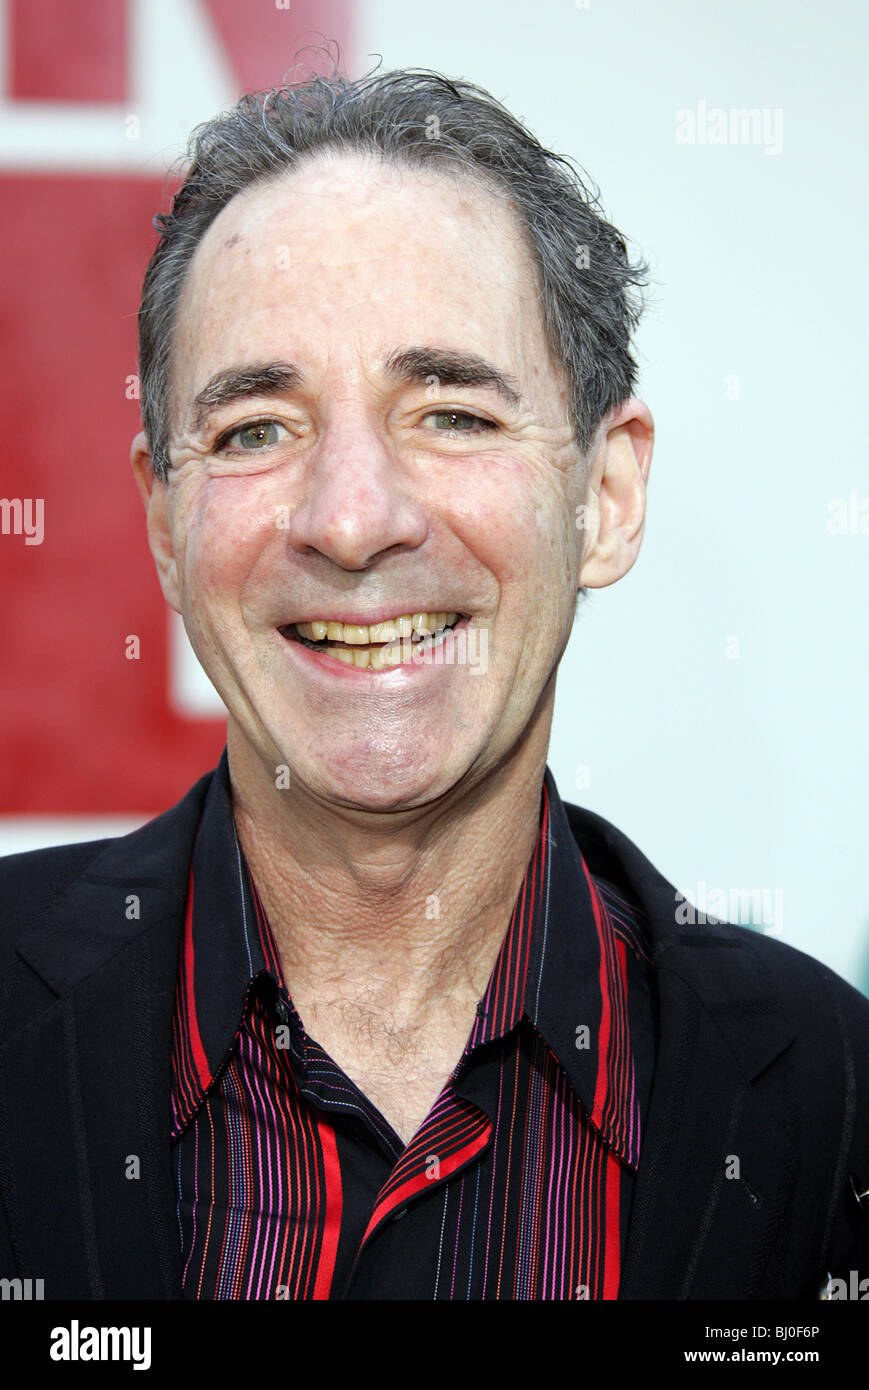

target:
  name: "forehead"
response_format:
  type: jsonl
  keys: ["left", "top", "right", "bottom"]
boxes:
{"left": 172, "top": 150, "right": 555, "bottom": 405}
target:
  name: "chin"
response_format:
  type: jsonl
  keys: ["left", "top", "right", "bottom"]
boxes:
{"left": 296, "top": 746, "right": 467, "bottom": 814}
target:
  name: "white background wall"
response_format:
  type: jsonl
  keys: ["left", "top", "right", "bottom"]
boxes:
{"left": 2, "top": 0, "right": 865, "bottom": 994}
{"left": 357, "top": 0, "right": 869, "bottom": 989}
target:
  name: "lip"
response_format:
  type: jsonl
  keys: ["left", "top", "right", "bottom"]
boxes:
{"left": 278, "top": 614, "right": 472, "bottom": 679}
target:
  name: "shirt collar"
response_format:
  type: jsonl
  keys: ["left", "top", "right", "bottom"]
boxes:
{"left": 170, "top": 748, "right": 276, "bottom": 1137}
{"left": 461, "top": 768, "right": 646, "bottom": 1167}
{"left": 171, "top": 751, "right": 647, "bottom": 1167}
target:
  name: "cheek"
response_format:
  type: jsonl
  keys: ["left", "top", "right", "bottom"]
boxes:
{"left": 452, "top": 458, "right": 572, "bottom": 594}
{"left": 175, "top": 477, "right": 277, "bottom": 602}
{"left": 542, "top": 503, "right": 580, "bottom": 592}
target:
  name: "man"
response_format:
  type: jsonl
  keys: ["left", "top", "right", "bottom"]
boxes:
{"left": 1, "top": 65, "right": 867, "bottom": 1302}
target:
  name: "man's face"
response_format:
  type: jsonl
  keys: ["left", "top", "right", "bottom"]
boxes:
{"left": 147, "top": 152, "right": 588, "bottom": 812}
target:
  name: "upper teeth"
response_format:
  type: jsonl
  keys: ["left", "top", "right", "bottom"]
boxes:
{"left": 295, "top": 612, "right": 458, "bottom": 644}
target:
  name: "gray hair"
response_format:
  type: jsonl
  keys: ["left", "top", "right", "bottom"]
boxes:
{"left": 138, "top": 57, "right": 649, "bottom": 482}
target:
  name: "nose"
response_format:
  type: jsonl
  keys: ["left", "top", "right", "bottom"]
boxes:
{"left": 286, "top": 408, "right": 429, "bottom": 570}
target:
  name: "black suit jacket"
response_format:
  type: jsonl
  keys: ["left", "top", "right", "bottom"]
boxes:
{"left": 1, "top": 761, "right": 867, "bottom": 1299}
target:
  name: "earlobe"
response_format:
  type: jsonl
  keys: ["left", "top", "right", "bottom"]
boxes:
{"left": 578, "top": 398, "right": 654, "bottom": 590}
{"left": 130, "top": 431, "right": 182, "bottom": 613}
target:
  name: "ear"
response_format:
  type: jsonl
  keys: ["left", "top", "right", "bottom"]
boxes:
{"left": 130, "top": 430, "right": 182, "bottom": 613}
{"left": 578, "top": 398, "right": 654, "bottom": 589}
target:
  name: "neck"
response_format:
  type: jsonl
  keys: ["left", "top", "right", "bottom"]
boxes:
{"left": 227, "top": 707, "right": 553, "bottom": 1019}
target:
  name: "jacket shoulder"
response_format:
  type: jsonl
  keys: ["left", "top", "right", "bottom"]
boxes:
{"left": 0, "top": 839, "right": 117, "bottom": 941}
{"left": 0, "top": 766, "right": 215, "bottom": 957}
{"left": 561, "top": 795, "right": 869, "bottom": 1033}
{"left": 563, "top": 795, "right": 869, "bottom": 1277}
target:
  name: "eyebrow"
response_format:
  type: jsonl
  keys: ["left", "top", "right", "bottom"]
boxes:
{"left": 381, "top": 346, "right": 523, "bottom": 409}
{"left": 190, "top": 363, "right": 302, "bottom": 434}
{"left": 188, "top": 346, "right": 523, "bottom": 433}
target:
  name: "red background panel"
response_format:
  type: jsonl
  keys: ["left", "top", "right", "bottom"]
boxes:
{"left": 205, "top": 0, "right": 354, "bottom": 91}
{"left": 0, "top": 174, "right": 225, "bottom": 814}
{"left": 0, "top": 0, "right": 355, "bottom": 814}
{"left": 10, "top": 0, "right": 128, "bottom": 103}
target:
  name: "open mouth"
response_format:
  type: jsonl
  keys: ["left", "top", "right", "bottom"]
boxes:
{"left": 279, "top": 611, "right": 465, "bottom": 670}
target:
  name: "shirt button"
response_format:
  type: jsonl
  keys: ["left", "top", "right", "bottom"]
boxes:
{"left": 393, "top": 1207, "right": 408, "bottom": 1222}
{"left": 275, "top": 1000, "right": 290, "bottom": 1025}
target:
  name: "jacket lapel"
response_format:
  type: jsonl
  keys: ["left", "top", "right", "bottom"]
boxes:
{"left": 564, "top": 802, "right": 798, "bottom": 1299}
{"left": 0, "top": 772, "right": 210, "bottom": 1298}
{"left": 617, "top": 949, "right": 796, "bottom": 1298}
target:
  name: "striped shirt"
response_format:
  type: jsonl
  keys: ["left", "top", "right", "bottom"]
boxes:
{"left": 171, "top": 750, "right": 656, "bottom": 1299}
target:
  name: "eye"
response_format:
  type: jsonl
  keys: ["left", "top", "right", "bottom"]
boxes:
{"left": 420, "top": 409, "right": 497, "bottom": 434}
{"left": 214, "top": 419, "right": 290, "bottom": 452}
